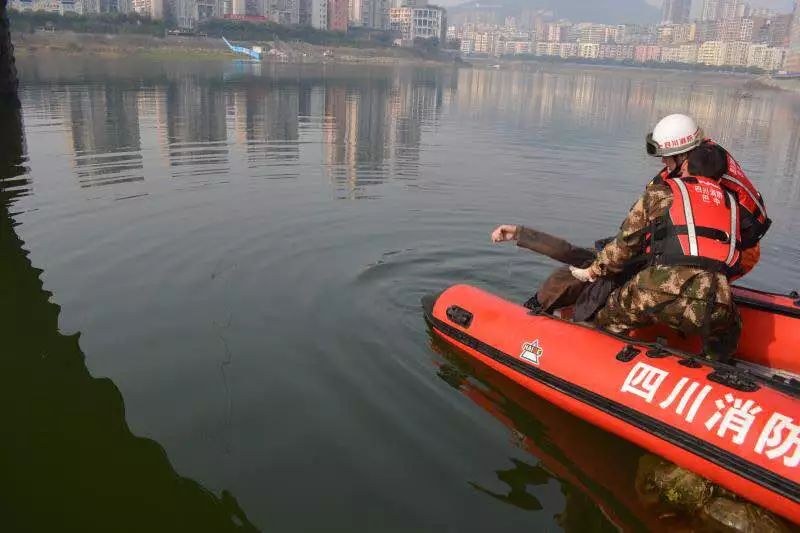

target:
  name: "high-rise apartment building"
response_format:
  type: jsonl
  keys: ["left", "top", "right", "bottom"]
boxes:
{"left": 701, "top": 0, "right": 720, "bottom": 21}
{"left": 132, "top": 0, "right": 163, "bottom": 18}
{"left": 173, "top": 0, "right": 197, "bottom": 29}
{"left": 747, "top": 43, "right": 786, "bottom": 70}
{"left": 388, "top": 5, "right": 445, "bottom": 43}
{"left": 723, "top": 40, "right": 749, "bottom": 64}
{"left": 311, "top": 0, "right": 327, "bottom": 28}
{"left": 697, "top": 19, "right": 721, "bottom": 40}
{"left": 348, "top": 0, "right": 362, "bottom": 26}
{"left": 270, "top": 0, "right": 299, "bottom": 25}
{"left": 720, "top": 0, "right": 746, "bottom": 20}
{"left": 82, "top": 0, "right": 100, "bottom": 12}
{"left": 698, "top": 40, "right": 726, "bottom": 63}
{"left": 662, "top": 0, "right": 690, "bottom": 24}
{"left": 786, "top": 0, "right": 800, "bottom": 72}
{"left": 657, "top": 24, "right": 675, "bottom": 44}
{"left": 360, "top": 0, "right": 387, "bottom": 29}
{"left": 701, "top": 0, "right": 745, "bottom": 21}
{"left": 107, "top": 0, "right": 132, "bottom": 13}
{"left": 327, "top": 0, "right": 348, "bottom": 31}
{"left": 578, "top": 23, "right": 610, "bottom": 44}
{"left": 678, "top": 42, "right": 699, "bottom": 62}
{"left": 245, "top": 0, "right": 261, "bottom": 16}
{"left": 60, "top": 0, "right": 83, "bottom": 13}
{"left": 298, "top": 0, "right": 312, "bottom": 25}
{"left": 195, "top": 0, "right": 220, "bottom": 20}
{"left": 673, "top": 22, "right": 697, "bottom": 42}
{"left": 767, "top": 14, "right": 794, "bottom": 47}
{"left": 719, "top": 17, "right": 753, "bottom": 41}
{"left": 546, "top": 22, "right": 569, "bottom": 43}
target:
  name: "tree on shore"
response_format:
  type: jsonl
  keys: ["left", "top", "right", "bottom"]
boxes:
{"left": 197, "top": 18, "right": 395, "bottom": 48}
{"left": 8, "top": 10, "right": 167, "bottom": 37}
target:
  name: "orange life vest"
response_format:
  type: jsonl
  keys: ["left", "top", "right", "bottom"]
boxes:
{"left": 648, "top": 175, "right": 742, "bottom": 276}
{"left": 656, "top": 140, "right": 770, "bottom": 248}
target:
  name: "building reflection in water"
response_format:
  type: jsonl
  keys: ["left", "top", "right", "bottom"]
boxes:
{"left": 0, "top": 105, "right": 259, "bottom": 531}
{"left": 321, "top": 70, "right": 447, "bottom": 199}
{"left": 452, "top": 68, "right": 800, "bottom": 205}
{"left": 230, "top": 82, "right": 300, "bottom": 177}
{"left": 67, "top": 83, "right": 144, "bottom": 188}
{"left": 8, "top": 58, "right": 800, "bottom": 531}
{"left": 14, "top": 62, "right": 800, "bottom": 204}
{"left": 166, "top": 77, "right": 230, "bottom": 179}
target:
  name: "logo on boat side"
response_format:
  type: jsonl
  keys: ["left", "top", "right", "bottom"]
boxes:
{"left": 520, "top": 340, "right": 543, "bottom": 365}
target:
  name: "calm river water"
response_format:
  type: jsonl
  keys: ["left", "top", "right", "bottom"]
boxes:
{"left": 3, "top": 56, "right": 800, "bottom": 532}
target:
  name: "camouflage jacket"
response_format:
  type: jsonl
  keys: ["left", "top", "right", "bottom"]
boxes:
{"left": 588, "top": 179, "right": 733, "bottom": 306}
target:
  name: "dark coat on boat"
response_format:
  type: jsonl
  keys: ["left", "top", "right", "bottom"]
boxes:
{"left": 515, "top": 227, "right": 625, "bottom": 322}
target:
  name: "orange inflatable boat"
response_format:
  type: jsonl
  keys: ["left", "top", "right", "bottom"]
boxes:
{"left": 423, "top": 285, "right": 800, "bottom": 524}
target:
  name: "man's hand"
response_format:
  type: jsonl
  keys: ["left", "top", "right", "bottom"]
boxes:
{"left": 491, "top": 225, "right": 519, "bottom": 243}
{"left": 569, "top": 265, "right": 598, "bottom": 283}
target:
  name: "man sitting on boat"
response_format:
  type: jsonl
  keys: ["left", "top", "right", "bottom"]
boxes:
{"left": 491, "top": 114, "right": 770, "bottom": 361}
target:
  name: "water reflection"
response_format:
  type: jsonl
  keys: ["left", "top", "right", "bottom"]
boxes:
{"left": 469, "top": 459, "right": 549, "bottom": 512}
{"left": 18, "top": 63, "right": 800, "bottom": 205}
{"left": 9, "top": 58, "right": 800, "bottom": 530}
{"left": 430, "top": 330, "right": 675, "bottom": 531}
{"left": 18, "top": 65, "right": 459, "bottom": 199}
{"left": 0, "top": 106, "right": 258, "bottom": 532}
{"left": 68, "top": 84, "right": 144, "bottom": 188}
{"left": 165, "top": 78, "right": 229, "bottom": 178}
{"left": 233, "top": 84, "right": 299, "bottom": 172}
{"left": 451, "top": 69, "right": 800, "bottom": 204}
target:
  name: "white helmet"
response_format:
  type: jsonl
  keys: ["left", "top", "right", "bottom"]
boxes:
{"left": 646, "top": 114, "right": 704, "bottom": 157}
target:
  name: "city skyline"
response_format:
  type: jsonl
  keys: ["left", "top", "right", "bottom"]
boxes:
{"left": 450, "top": 1, "right": 797, "bottom": 72}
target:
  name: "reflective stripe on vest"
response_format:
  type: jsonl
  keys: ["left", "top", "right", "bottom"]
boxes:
{"left": 724, "top": 190, "right": 738, "bottom": 267}
{"left": 673, "top": 178, "right": 699, "bottom": 256}
{"left": 721, "top": 174, "right": 767, "bottom": 220}
{"left": 658, "top": 176, "right": 742, "bottom": 272}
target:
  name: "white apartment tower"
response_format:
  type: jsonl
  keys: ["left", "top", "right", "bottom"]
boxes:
{"left": 311, "top": 0, "right": 328, "bottom": 29}
{"left": 701, "top": 0, "right": 720, "bottom": 21}
{"left": 720, "top": 0, "right": 746, "bottom": 20}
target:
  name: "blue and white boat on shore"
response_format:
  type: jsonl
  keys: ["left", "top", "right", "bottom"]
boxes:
{"left": 222, "top": 36, "right": 262, "bottom": 60}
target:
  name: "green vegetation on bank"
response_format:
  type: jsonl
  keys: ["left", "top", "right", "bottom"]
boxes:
{"left": 197, "top": 19, "right": 394, "bottom": 48}
{"left": 9, "top": 10, "right": 166, "bottom": 36}
{"left": 8, "top": 11, "right": 400, "bottom": 48}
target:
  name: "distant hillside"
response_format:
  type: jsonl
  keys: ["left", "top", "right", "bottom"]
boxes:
{"left": 448, "top": 0, "right": 660, "bottom": 25}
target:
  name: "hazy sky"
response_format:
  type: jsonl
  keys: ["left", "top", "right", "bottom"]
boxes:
{"left": 438, "top": 0, "right": 795, "bottom": 14}
{"left": 649, "top": 0, "right": 794, "bottom": 13}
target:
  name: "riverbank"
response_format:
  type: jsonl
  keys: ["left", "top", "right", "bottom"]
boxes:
{"left": 463, "top": 57, "right": 800, "bottom": 100}
{"left": 13, "top": 30, "right": 800, "bottom": 98}
{"left": 747, "top": 74, "right": 800, "bottom": 95}
{"left": 11, "top": 30, "right": 455, "bottom": 66}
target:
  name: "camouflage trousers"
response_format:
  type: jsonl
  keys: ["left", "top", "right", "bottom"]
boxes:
{"left": 595, "top": 274, "right": 742, "bottom": 360}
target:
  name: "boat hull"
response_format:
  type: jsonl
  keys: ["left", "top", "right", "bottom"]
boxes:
{"left": 424, "top": 284, "right": 800, "bottom": 524}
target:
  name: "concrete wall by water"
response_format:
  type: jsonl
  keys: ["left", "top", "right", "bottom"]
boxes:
{"left": 0, "top": 0, "right": 19, "bottom": 108}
